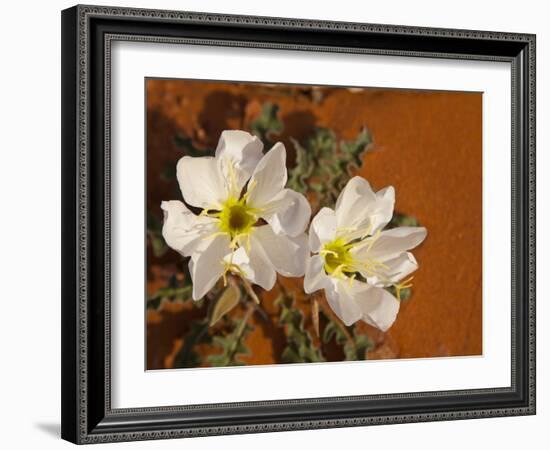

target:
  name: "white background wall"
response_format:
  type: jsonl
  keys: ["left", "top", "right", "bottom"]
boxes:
{"left": 0, "top": 0, "right": 545, "bottom": 448}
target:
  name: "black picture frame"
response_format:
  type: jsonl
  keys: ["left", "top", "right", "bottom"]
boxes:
{"left": 61, "top": 4, "right": 536, "bottom": 444}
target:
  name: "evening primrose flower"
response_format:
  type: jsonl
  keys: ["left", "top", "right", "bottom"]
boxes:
{"left": 304, "top": 176, "right": 427, "bottom": 331}
{"left": 161, "top": 130, "right": 311, "bottom": 300}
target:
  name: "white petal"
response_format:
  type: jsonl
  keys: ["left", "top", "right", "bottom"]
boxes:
{"left": 189, "top": 235, "right": 231, "bottom": 300}
{"left": 215, "top": 130, "right": 264, "bottom": 195}
{"left": 335, "top": 177, "right": 395, "bottom": 240}
{"left": 356, "top": 285, "right": 401, "bottom": 332}
{"left": 176, "top": 156, "right": 227, "bottom": 209}
{"left": 304, "top": 255, "right": 332, "bottom": 293}
{"left": 223, "top": 246, "right": 275, "bottom": 290}
{"left": 250, "top": 225, "right": 308, "bottom": 277}
{"left": 259, "top": 189, "right": 311, "bottom": 237}
{"left": 309, "top": 207, "right": 337, "bottom": 253}
{"left": 224, "top": 247, "right": 252, "bottom": 274}
{"left": 370, "top": 186, "right": 396, "bottom": 233}
{"left": 232, "top": 243, "right": 277, "bottom": 291}
{"left": 335, "top": 176, "right": 376, "bottom": 228}
{"left": 366, "top": 252, "right": 418, "bottom": 287}
{"left": 326, "top": 279, "right": 401, "bottom": 330}
{"left": 160, "top": 200, "right": 218, "bottom": 257}
{"left": 363, "top": 226, "right": 427, "bottom": 262}
{"left": 325, "top": 278, "right": 363, "bottom": 326}
{"left": 246, "top": 143, "right": 288, "bottom": 208}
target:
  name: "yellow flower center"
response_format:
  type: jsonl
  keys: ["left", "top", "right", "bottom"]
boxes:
{"left": 319, "top": 230, "right": 416, "bottom": 299}
{"left": 217, "top": 196, "right": 258, "bottom": 241}
{"left": 320, "top": 238, "right": 356, "bottom": 276}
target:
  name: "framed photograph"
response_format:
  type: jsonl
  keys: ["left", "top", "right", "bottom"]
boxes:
{"left": 61, "top": 4, "right": 536, "bottom": 444}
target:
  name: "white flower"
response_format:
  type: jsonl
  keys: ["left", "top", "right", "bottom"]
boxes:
{"left": 304, "top": 176, "right": 427, "bottom": 331}
{"left": 161, "top": 130, "right": 311, "bottom": 300}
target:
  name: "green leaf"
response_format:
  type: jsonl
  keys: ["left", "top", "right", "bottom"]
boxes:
{"left": 386, "top": 285, "right": 413, "bottom": 302}
{"left": 147, "top": 284, "right": 194, "bottom": 310}
{"left": 399, "top": 287, "right": 412, "bottom": 301}
{"left": 250, "top": 102, "right": 283, "bottom": 143}
{"left": 322, "top": 321, "right": 335, "bottom": 344}
{"left": 281, "top": 347, "right": 301, "bottom": 363}
{"left": 210, "top": 284, "right": 241, "bottom": 326}
{"left": 147, "top": 211, "right": 167, "bottom": 258}
{"left": 287, "top": 138, "right": 313, "bottom": 194}
{"left": 159, "top": 161, "right": 176, "bottom": 182}
{"left": 343, "top": 330, "right": 374, "bottom": 361}
{"left": 340, "top": 128, "right": 372, "bottom": 166}
{"left": 211, "top": 335, "right": 231, "bottom": 350}
{"left": 321, "top": 320, "right": 346, "bottom": 346}
{"left": 354, "top": 333, "right": 374, "bottom": 360}
{"left": 207, "top": 316, "right": 253, "bottom": 367}
{"left": 287, "top": 127, "right": 372, "bottom": 211}
{"left": 173, "top": 319, "right": 211, "bottom": 368}
{"left": 174, "top": 132, "right": 213, "bottom": 157}
{"left": 147, "top": 297, "right": 162, "bottom": 310}
{"left": 319, "top": 311, "right": 373, "bottom": 361}
{"left": 389, "top": 212, "right": 419, "bottom": 228}
{"left": 276, "top": 294, "right": 325, "bottom": 364}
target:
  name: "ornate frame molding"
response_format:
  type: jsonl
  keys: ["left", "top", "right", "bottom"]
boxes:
{"left": 61, "top": 4, "right": 536, "bottom": 444}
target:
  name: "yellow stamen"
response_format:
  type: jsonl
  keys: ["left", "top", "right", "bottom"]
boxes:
{"left": 222, "top": 259, "right": 245, "bottom": 285}
{"left": 221, "top": 259, "right": 260, "bottom": 304}
{"left": 225, "top": 161, "right": 240, "bottom": 198}
{"left": 321, "top": 239, "right": 356, "bottom": 277}
{"left": 350, "top": 258, "right": 389, "bottom": 277}
{"left": 363, "top": 228, "right": 382, "bottom": 252}
{"left": 394, "top": 276, "right": 414, "bottom": 301}
{"left": 336, "top": 223, "right": 374, "bottom": 241}
{"left": 216, "top": 195, "right": 259, "bottom": 241}
{"left": 241, "top": 179, "right": 257, "bottom": 201}
{"left": 320, "top": 233, "right": 389, "bottom": 282}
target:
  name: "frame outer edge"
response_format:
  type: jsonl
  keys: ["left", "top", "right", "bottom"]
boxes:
{"left": 76, "top": 3, "right": 534, "bottom": 40}
{"left": 527, "top": 33, "right": 536, "bottom": 414}
{"left": 64, "top": 4, "right": 537, "bottom": 444}
{"left": 61, "top": 5, "right": 80, "bottom": 445}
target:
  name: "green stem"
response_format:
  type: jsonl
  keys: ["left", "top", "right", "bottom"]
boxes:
{"left": 227, "top": 302, "right": 255, "bottom": 362}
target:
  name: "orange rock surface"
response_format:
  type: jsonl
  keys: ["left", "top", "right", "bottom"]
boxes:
{"left": 146, "top": 79, "right": 482, "bottom": 368}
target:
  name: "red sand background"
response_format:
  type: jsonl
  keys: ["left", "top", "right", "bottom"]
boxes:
{"left": 146, "top": 79, "right": 482, "bottom": 368}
